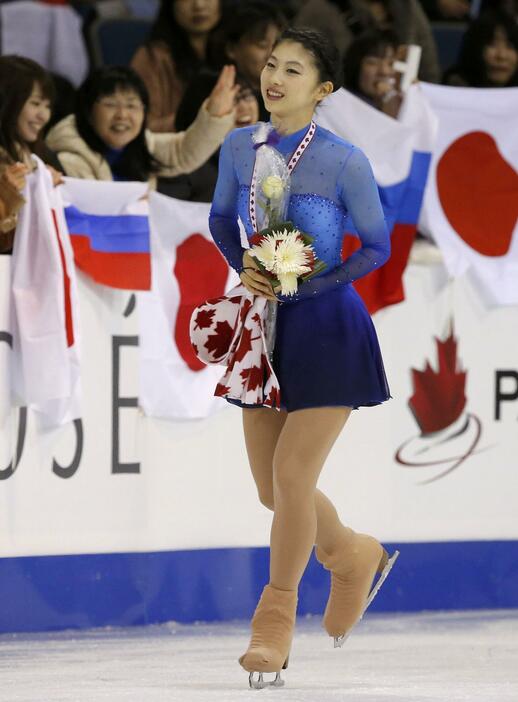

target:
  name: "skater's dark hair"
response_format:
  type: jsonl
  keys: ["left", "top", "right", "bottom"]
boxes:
{"left": 273, "top": 27, "right": 342, "bottom": 88}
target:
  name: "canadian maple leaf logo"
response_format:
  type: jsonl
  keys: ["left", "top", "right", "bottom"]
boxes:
{"left": 395, "top": 323, "right": 484, "bottom": 484}
{"left": 409, "top": 329, "right": 466, "bottom": 435}
{"left": 240, "top": 365, "right": 264, "bottom": 392}
{"left": 215, "top": 382, "right": 231, "bottom": 396}
{"left": 193, "top": 308, "right": 215, "bottom": 330}
{"left": 204, "top": 320, "right": 234, "bottom": 360}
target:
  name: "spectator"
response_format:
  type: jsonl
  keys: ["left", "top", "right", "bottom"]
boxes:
{"left": 444, "top": 10, "right": 518, "bottom": 85}
{"left": 421, "top": 0, "right": 518, "bottom": 21}
{"left": 176, "top": 1, "right": 286, "bottom": 130}
{"left": 357, "top": 0, "right": 441, "bottom": 81}
{"left": 343, "top": 30, "right": 403, "bottom": 117}
{"left": 161, "top": 1, "right": 285, "bottom": 203}
{"left": 0, "top": 56, "right": 64, "bottom": 176}
{"left": 46, "top": 65, "right": 237, "bottom": 186}
{"left": 160, "top": 82, "right": 259, "bottom": 201}
{"left": 0, "top": 92, "right": 28, "bottom": 254}
{"left": 293, "top": 0, "right": 368, "bottom": 58}
{"left": 0, "top": 161, "right": 27, "bottom": 254}
{"left": 131, "top": 0, "right": 222, "bottom": 132}
{"left": 294, "top": 0, "right": 441, "bottom": 82}
{"left": 0, "top": 57, "right": 66, "bottom": 254}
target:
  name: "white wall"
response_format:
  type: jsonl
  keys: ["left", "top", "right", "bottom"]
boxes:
{"left": 1, "top": 257, "right": 517, "bottom": 559}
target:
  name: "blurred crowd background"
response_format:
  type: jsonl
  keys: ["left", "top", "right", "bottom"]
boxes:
{"left": 1, "top": 0, "right": 517, "bottom": 252}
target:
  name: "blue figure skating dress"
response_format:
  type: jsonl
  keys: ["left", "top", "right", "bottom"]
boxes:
{"left": 209, "top": 122, "right": 391, "bottom": 412}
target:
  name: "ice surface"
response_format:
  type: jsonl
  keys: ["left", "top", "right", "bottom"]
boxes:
{"left": 1, "top": 610, "right": 517, "bottom": 702}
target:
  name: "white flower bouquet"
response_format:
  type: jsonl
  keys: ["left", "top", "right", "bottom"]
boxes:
{"left": 249, "top": 223, "right": 327, "bottom": 297}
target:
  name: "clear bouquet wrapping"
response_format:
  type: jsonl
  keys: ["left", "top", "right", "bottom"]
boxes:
{"left": 249, "top": 123, "right": 326, "bottom": 357}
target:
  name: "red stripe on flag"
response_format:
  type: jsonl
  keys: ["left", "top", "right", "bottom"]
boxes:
{"left": 51, "top": 209, "right": 75, "bottom": 348}
{"left": 70, "top": 234, "right": 151, "bottom": 290}
{"left": 341, "top": 223, "right": 417, "bottom": 315}
{"left": 174, "top": 234, "right": 229, "bottom": 372}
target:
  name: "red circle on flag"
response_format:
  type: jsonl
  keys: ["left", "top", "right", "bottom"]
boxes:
{"left": 174, "top": 234, "right": 229, "bottom": 372}
{"left": 437, "top": 131, "right": 518, "bottom": 257}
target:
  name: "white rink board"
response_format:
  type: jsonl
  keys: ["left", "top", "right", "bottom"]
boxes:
{"left": 1, "top": 256, "right": 518, "bottom": 558}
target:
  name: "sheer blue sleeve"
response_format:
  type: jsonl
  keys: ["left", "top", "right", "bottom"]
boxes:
{"left": 209, "top": 135, "right": 247, "bottom": 274}
{"left": 277, "top": 147, "right": 390, "bottom": 304}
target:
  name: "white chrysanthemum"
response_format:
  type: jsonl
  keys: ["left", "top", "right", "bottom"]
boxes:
{"left": 269, "top": 228, "right": 290, "bottom": 240}
{"left": 273, "top": 231, "right": 313, "bottom": 275}
{"left": 250, "top": 236, "right": 278, "bottom": 272}
{"left": 277, "top": 272, "right": 299, "bottom": 296}
{"left": 250, "top": 228, "right": 314, "bottom": 296}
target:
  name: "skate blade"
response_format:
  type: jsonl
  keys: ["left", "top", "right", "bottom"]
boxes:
{"left": 333, "top": 550, "right": 400, "bottom": 649}
{"left": 249, "top": 671, "right": 285, "bottom": 689}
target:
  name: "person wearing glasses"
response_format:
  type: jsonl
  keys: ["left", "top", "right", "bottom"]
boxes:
{"left": 46, "top": 64, "right": 239, "bottom": 186}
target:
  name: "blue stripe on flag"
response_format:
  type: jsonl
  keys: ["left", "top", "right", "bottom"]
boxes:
{"left": 379, "top": 151, "right": 431, "bottom": 229}
{"left": 65, "top": 206, "right": 150, "bottom": 254}
{"left": 345, "top": 150, "right": 432, "bottom": 238}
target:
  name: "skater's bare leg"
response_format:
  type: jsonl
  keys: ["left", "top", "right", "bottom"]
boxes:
{"left": 242, "top": 407, "right": 287, "bottom": 509}
{"left": 269, "top": 407, "right": 351, "bottom": 591}
{"left": 239, "top": 406, "right": 351, "bottom": 674}
{"left": 242, "top": 407, "right": 351, "bottom": 558}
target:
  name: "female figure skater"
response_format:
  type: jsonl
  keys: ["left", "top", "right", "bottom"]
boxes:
{"left": 209, "top": 26, "right": 397, "bottom": 686}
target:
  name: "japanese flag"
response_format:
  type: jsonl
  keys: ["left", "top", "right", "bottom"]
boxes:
{"left": 419, "top": 83, "right": 518, "bottom": 306}
{"left": 10, "top": 157, "right": 81, "bottom": 429}
{"left": 138, "top": 192, "right": 239, "bottom": 419}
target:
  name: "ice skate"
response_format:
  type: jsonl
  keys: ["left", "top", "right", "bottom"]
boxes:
{"left": 248, "top": 657, "right": 290, "bottom": 690}
{"left": 239, "top": 584, "right": 297, "bottom": 688}
{"left": 316, "top": 530, "right": 399, "bottom": 648}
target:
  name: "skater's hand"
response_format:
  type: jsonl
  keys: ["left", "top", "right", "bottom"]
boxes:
{"left": 240, "top": 250, "right": 277, "bottom": 301}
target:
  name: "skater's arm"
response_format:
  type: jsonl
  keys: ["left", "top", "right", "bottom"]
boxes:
{"left": 276, "top": 147, "right": 390, "bottom": 304}
{"left": 209, "top": 134, "right": 248, "bottom": 274}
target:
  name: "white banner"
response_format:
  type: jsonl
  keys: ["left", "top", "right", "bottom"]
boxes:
{"left": 139, "top": 192, "right": 239, "bottom": 420}
{"left": 1, "top": 256, "right": 517, "bottom": 558}
{"left": 318, "top": 84, "right": 436, "bottom": 186}
{"left": 10, "top": 160, "right": 81, "bottom": 430}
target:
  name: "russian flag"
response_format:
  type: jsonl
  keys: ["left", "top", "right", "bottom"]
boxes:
{"left": 60, "top": 179, "right": 151, "bottom": 290}
{"left": 317, "top": 85, "right": 436, "bottom": 314}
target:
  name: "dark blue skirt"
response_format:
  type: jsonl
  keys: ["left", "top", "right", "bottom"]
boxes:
{"left": 228, "top": 283, "right": 390, "bottom": 413}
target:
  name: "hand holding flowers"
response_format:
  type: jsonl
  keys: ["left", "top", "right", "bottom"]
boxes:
{"left": 249, "top": 224, "right": 326, "bottom": 297}
{"left": 240, "top": 250, "right": 278, "bottom": 301}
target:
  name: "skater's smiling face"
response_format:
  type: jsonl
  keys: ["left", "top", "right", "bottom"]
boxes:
{"left": 261, "top": 35, "right": 335, "bottom": 129}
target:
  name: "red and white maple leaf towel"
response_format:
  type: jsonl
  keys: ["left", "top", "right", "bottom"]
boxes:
{"left": 189, "top": 285, "right": 281, "bottom": 409}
